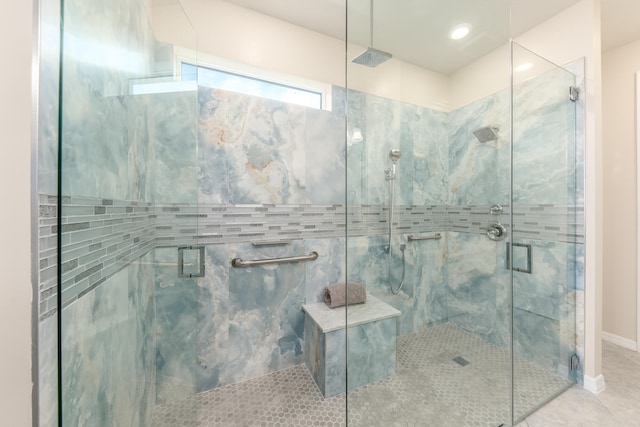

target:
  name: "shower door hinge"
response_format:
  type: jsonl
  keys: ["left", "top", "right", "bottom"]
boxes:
{"left": 570, "top": 353, "right": 581, "bottom": 372}
{"left": 569, "top": 86, "right": 580, "bottom": 102}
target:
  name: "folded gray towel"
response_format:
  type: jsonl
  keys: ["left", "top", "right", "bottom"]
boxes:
{"left": 323, "top": 281, "right": 366, "bottom": 308}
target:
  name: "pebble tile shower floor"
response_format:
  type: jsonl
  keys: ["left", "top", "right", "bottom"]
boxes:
{"left": 150, "top": 323, "right": 571, "bottom": 426}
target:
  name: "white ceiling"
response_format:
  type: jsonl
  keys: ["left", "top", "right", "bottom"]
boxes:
{"left": 223, "top": 0, "right": 640, "bottom": 73}
{"left": 601, "top": 0, "right": 640, "bottom": 52}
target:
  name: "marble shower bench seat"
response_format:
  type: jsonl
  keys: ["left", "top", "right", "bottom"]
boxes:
{"left": 302, "top": 295, "right": 401, "bottom": 397}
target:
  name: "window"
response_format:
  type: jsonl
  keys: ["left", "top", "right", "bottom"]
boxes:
{"left": 181, "top": 62, "right": 325, "bottom": 110}
{"left": 129, "top": 48, "right": 331, "bottom": 111}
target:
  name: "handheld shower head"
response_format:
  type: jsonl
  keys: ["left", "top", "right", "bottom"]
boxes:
{"left": 389, "top": 149, "right": 401, "bottom": 163}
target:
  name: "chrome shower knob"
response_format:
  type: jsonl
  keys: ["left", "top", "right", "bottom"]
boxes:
{"left": 486, "top": 223, "right": 507, "bottom": 241}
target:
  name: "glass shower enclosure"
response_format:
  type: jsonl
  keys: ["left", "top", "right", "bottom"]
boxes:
{"left": 54, "top": 0, "right": 583, "bottom": 426}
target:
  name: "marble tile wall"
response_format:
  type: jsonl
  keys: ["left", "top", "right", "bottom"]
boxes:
{"left": 43, "top": 74, "right": 585, "bottom": 409}
{"left": 442, "top": 62, "right": 585, "bottom": 386}
{"left": 41, "top": 7, "right": 586, "bottom": 420}
{"left": 60, "top": 254, "right": 156, "bottom": 426}
{"left": 448, "top": 91, "right": 511, "bottom": 206}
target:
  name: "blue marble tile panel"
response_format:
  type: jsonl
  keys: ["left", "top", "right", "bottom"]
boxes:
{"left": 362, "top": 94, "right": 407, "bottom": 205}
{"left": 323, "top": 317, "right": 397, "bottom": 397}
{"left": 513, "top": 308, "right": 563, "bottom": 373}
{"left": 224, "top": 242, "right": 307, "bottom": 385}
{"left": 38, "top": 315, "right": 58, "bottom": 427}
{"left": 149, "top": 91, "right": 198, "bottom": 204}
{"left": 512, "top": 239, "right": 575, "bottom": 321}
{"left": 304, "top": 237, "right": 346, "bottom": 304}
{"left": 411, "top": 106, "right": 449, "bottom": 205}
{"left": 446, "top": 232, "right": 510, "bottom": 347}
{"left": 62, "top": 267, "right": 154, "bottom": 426}
{"left": 512, "top": 67, "right": 577, "bottom": 205}
{"left": 303, "top": 316, "right": 325, "bottom": 394}
{"left": 38, "top": 0, "right": 61, "bottom": 197}
{"left": 153, "top": 247, "right": 198, "bottom": 402}
{"left": 409, "top": 232, "right": 448, "bottom": 330}
{"left": 346, "top": 235, "right": 388, "bottom": 296}
{"left": 448, "top": 91, "right": 510, "bottom": 205}
{"left": 346, "top": 318, "right": 397, "bottom": 393}
{"left": 324, "top": 328, "right": 347, "bottom": 398}
{"left": 305, "top": 107, "right": 346, "bottom": 204}
{"left": 196, "top": 245, "right": 231, "bottom": 392}
{"left": 61, "top": 0, "right": 158, "bottom": 202}
{"left": 198, "top": 88, "right": 308, "bottom": 205}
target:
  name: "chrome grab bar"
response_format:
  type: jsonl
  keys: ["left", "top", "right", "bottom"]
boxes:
{"left": 231, "top": 251, "right": 318, "bottom": 268}
{"left": 407, "top": 233, "right": 442, "bottom": 242}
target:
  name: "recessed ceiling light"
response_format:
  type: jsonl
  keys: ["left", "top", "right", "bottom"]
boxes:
{"left": 514, "top": 63, "right": 533, "bottom": 72}
{"left": 449, "top": 24, "right": 471, "bottom": 40}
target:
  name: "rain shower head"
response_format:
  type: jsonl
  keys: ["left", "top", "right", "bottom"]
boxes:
{"left": 352, "top": 47, "right": 393, "bottom": 67}
{"left": 473, "top": 126, "right": 499, "bottom": 143}
{"left": 351, "top": 0, "right": 392, "bottom": 68}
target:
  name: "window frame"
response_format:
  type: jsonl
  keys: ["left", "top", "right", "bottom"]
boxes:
{"left": 174, "top": 47, "right": 332, "bottom": 111}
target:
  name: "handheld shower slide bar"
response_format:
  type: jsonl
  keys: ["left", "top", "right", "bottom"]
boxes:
{"left": 386, "top": 149, "right": 405, "bottom": 295}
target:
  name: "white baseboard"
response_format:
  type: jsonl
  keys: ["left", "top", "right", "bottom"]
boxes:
{"left": 602, "top": 331, "right": 638, "bottom": 351}
{"left": 583, "top": 374, "right": 606, "bottom": 394}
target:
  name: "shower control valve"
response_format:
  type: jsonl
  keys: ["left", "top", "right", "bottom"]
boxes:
{"left": 486, "top": 223, "right": 507, "bottom": 241}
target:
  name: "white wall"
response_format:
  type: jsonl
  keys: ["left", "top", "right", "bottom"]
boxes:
{"left": 602, "top": 40, "right": 640, "bottom": 345}
{"left": 449, "top": 43, "right": 511, "bottom": 110}
{"left": 516, "top": 0, "right": 604, "bottom": 388}
{"left": 152, "top": 0, "right": 451, "bottom": 110}
{"left": 0, "top": 0, "right": 34, "bottom": 424}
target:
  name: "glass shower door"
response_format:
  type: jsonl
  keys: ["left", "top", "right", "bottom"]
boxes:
{"left": 510, "top": 42, "right": 579, "bottom": 423}
{"left": 345, "top": 0, "right": 513, "bottom": 425}
{"left": 58, "top": 0, "right": 199, "bottom": 425}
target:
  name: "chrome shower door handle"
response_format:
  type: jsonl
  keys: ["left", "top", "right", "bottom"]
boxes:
{"left": 486, "top": 223, "right": 507, "bottom": 241}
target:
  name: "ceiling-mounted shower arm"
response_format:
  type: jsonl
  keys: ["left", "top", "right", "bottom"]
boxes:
{"left": 351, "top": 0, "right": 392, "bottom": 67}
{"left": 369, "top": 0, "right": 374, "bottom": 48}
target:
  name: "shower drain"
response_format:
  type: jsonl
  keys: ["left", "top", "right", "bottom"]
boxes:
{"left": 452, "top": 356, "right": 470, "bottom": 366}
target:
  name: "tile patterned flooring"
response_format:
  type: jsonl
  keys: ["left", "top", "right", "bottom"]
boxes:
{"left": 348, "top": 324, "right": 571, "bottom": 426}
{"left": 516, "top": 340, "right": 640, "bottom": 427}
{"left": 151, "top": 323, "right": 581, "bottom": 426}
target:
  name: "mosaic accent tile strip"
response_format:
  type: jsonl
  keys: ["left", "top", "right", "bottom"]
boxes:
{"left": 39, "top": 193, "right": 584, "bottom": 322}
{"left": 37, "top": 194, "right": 156, "bottom": 321}
{"left": 154, "top": 203, "right": 448, "bottom": 247}
{"left": 447, "top": 204, "right": 585, "bottom": 244}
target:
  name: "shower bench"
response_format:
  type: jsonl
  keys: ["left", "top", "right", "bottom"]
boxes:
{"left": 302, "top": 295, "right": 400, "bottom": 397}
